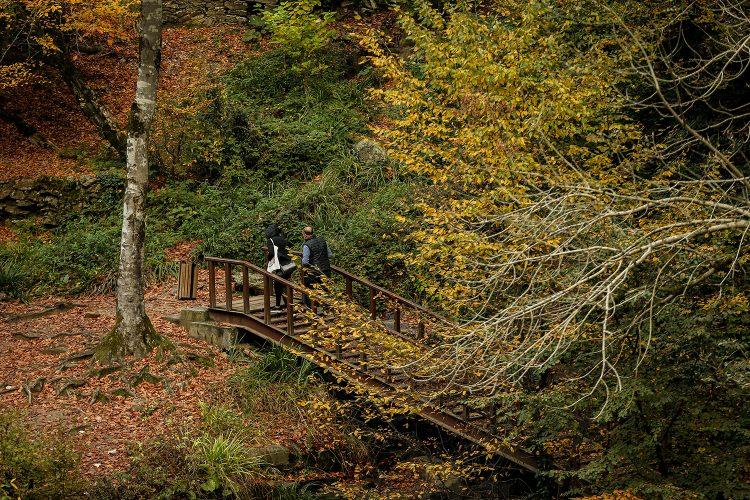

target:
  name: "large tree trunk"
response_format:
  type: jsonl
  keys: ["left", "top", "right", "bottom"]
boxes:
{"left": 112, "top": 0, "right": 163, "bottom": 358}
{"left": 54, "top": 51, "right": 127, "bottom": 157}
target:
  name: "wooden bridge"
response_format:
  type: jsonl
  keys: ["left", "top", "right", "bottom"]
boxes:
{"left": 204, "top": 256, "right": 540, "bottom": 474}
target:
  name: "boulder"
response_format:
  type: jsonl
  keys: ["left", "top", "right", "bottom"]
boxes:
{"left": 353, "top": 139, "right": 388, "bottom": 164}
{"left": 249, "top": 444, "right": 290, "bottom": 466}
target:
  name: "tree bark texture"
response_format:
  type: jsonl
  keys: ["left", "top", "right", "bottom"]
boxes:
{"left": 115, "top": 0, "right": 162, "bottom": 358}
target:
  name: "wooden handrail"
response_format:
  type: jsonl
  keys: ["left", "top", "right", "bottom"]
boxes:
{"left": 206, "top": 253, "right": 456, "bottom": 346}
{"left": 205, "top": 256, "right": 302, "bottom": 293}
{"left": 288, "top": 250, "right": 452, "bottom": 326}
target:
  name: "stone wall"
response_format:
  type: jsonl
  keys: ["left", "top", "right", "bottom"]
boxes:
{"left": 0, "top": 176, "right": 119, "bottom": 226}
{"left": 164, "top": 0, "right": 275, "bottom": 26}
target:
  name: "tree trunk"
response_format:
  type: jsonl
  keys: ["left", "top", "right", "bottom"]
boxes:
{"left": 113, "top": 0, "right": 163, "bottom": 358}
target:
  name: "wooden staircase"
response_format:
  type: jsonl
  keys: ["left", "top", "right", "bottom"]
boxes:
{"left": 204, "top": 256, "right": 541, "bottom": 474}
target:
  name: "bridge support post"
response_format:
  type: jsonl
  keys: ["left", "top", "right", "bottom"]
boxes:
{"left": 224, "top": 263, "right": 232, "bottom": 311}
{"left": 263, "top": 275, "right": 271, "bottom": 324}
{"left": 208, "top": 260, "right": 216, "bottom": 308}
{"left": 286, "top": 285, "right": 294, "bottom": 336}
{"left": 242, "top": 266, "right": 250, "bottom": 314}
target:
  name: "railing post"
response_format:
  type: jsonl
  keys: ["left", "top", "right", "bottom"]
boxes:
{"left": 286, "top": 285, "right": 294, "bottom": 336}
{"left": 242, "top": 266, "right": 250, "bottom": 314}
{"left": 263, "top": 275, "right": 271, "bottom": 324}
{"left": 208, "top": 260, "right": 216, "bottom": 308}
{"left": 345, "top": 276, "right": 353, "bottom": 299}
{"left": 394, "top": 305, "right": 401, "bottom": 333}
{"left": 224, "top": 262, "right": 232, "bottom": 311}
{"left": 369, "top": 288, "right": 376, "bottom": 320}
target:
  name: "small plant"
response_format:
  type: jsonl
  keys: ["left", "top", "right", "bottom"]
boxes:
{"left": 199, "top": 403, "right": 253, "bottom": 438}
{"left": 190, "top": 433, "right": 263, "bottom": 496}
{"left": 0, "top": 255, "right": 28, "bottom": 300}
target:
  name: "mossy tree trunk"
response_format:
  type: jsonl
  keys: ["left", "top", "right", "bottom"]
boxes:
{"left": 112, "top": 0, "right": 163, "bottom": 359}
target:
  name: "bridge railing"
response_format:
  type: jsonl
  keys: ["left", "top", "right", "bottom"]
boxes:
{"left": 205, "top": 256, "right": 306, "bottom": 336}
{"left": 204, "top": 255, "right": 453, "bottom": 342}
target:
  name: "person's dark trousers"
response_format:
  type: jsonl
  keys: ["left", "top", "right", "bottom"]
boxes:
{"left": 302, "top": 273, "right": 323, "bottom": 308}
{"left": 273, "top": 268, "right": 294, "bottom": 308}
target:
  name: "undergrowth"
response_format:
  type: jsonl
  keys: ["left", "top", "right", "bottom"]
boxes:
{"left": 0, "top": 411, "right": 84, "bottom": 498}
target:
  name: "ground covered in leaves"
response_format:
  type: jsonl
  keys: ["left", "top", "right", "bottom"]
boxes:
{"left": 0, "top": 275, "right": 230, "bottom": 474}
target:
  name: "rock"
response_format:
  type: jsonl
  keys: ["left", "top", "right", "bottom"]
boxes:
{"left": 180, "top": 307, "right": 210, "bottom": 325}
{"left": 249, "top": 444, "right": 290, "bottom": 466}
{"left": 353, "top": 139, "right": 388, "bottom": 164}
{"left": 188, "top": 321, "right": 239, "bottom": 350}
{"left": 162, "top": 315, "right": 182, "bottom": 325}
{"left": 80, "top": 175, "right": 97, "bottom": 188}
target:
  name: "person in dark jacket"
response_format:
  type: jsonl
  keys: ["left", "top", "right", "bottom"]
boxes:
{"left": 301, "top": 225, "right": 332, "bottom": 308}
{"left": 265, "top": 224, "right": 296, "bottom": 311}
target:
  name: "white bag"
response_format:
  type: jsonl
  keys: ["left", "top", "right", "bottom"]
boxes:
{"left": 267, "top": 240, "right": 281, "bottom": 273}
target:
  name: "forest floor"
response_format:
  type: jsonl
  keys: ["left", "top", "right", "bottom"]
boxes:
{"left": 0, "top": 271, "right": 235, "bottom": 475}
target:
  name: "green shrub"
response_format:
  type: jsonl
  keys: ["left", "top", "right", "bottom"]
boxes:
{"left": 190, "top": 433, "right": 263, "bottom": 497}
{"left": 196, "top": 33, "right": 371, "bottom": 182}
{"left": 199, "top": 403, "right": 254, "bottom": 440}
{"left": 261, "top": 0, "right": 336, "bottom": 76}
{"left": 0, "top": 255, "right": 28, "bottom": 300}
{"left": 0, "top": 411, "right": 84, "bottom": 498}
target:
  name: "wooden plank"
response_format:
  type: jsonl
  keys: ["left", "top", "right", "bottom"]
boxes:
{"left": 286, "top": 286, "right": 294, "bottom": 336}
{"left": 224, "top": 262, "right": 232, "bottom": 311}
{"left": 263, "top": 275, "right": 271, "bottom": 324}
{"left": 242, "top": 266, "right": 250, "bottom": 314}
{"left": 208, "top": 261, "right": 216, "bottom": 308}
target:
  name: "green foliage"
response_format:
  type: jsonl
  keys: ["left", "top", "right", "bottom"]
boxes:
{"left": 367, "top": 0, "right": 750, "bottom": 496}
{"left": 0, "top": 19, "right": 408, "bottom": 301}
{"left": 0, "top": 411, "right": 84, "bottom": 498}
{"left": 261, "top": 0, "right": 336, "bottom": 76}
{"left": 191, "top": 433, "right": 263, "bottom": 497}
{"left": 229, "top": 345, "right": 313, "bottom": 405}
{"left": 196, "top": 42, "right": 371, "bottom": 182}
{"left": 0, "top": 255, "right": 28, "bottom": 300}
